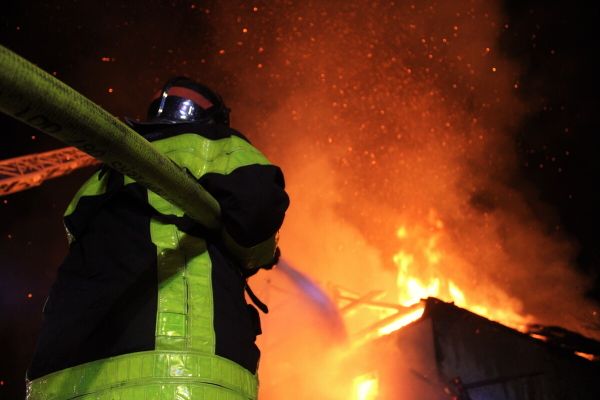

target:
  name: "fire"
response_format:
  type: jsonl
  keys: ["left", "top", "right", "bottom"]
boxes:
{"left": 337, "top": 210, "right": 533, "bottom": 341}
{"left": 574, "top": 352, "right": 597, "bottom": 362}
{"left": 377, "top": 306, "right": 425, "bottom": 336}
{"left": 324, "top": 210, "right": 534, "bottom": 343}
{"left": 228, "top": 0, "right": 600, "bottom": 397}
{"left": 353, "top": 373, "right": 379, "bottom": 400}
{"left": 382, "top": 212, "right": 532, "bottom": 336}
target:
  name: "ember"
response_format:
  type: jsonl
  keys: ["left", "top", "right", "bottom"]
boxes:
{"left": 353, "top": 373, "right": 379, "bottom": 400}
{"left": 242, "top": 0, "right": 599, "bottom": 397}
{"left": 1, "top": 0, "right": 599, "bottom": 399}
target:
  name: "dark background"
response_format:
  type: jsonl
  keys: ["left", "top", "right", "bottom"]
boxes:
{"left": 1, "top": 0, "right": 599, "bottom": 398}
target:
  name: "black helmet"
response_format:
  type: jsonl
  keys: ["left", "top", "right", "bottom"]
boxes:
{"left": 127, "top": 77, "right": 230, "bottom": 128}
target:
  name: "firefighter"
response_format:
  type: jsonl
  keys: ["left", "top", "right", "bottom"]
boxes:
{"left": 27, "top": 77, "right": 289, "bottom": 400}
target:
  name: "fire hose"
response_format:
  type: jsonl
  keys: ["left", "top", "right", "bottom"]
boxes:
{"left": 0, "top": 44, "right": 343, "bottom": 324}
{"left": 0, "top": 44, "right": 220, "bottom": 229}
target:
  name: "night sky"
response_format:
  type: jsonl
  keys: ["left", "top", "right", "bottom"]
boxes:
{"left": 1, "top": 1, "right": 600, "bottom": 398}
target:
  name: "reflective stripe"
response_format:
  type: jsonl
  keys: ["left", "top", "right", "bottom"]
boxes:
{"left": 27, "top": 350, "right": 258, "bottom": 400}
{"left": 150, "top": 134, "right": 271, "bottom": 179}
{"left": 31, "top": 383, "right": 250, "bottom": 400}
{"left": 37, "top": 132, "right": 268, "bottom": 399}
{"left": 148, "top": 132, "right": 273, "bottom": 354}
{"left": 150, "top": 134, "right": 278, "bottom": 269}
{"left": 150, "top": 215, "right": 215, "bottom": 354}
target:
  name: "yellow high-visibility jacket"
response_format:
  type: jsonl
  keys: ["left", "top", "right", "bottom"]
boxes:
{"left": 27, "top": 122, "right": 289, "bottom": 400}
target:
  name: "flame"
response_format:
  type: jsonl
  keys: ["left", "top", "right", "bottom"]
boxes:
{"left": 345, "top": 212, "right": 534, "bottom": 341}
{"left": 387, "top": 213, "right": 532, "bottom": 334}
{"left": 353, "top": 373, "right": 379, "bottom": 400}
{"left": 214, "top": 0, "right": 600, "bottom": 397}
{"left": 377, "top": 306, "right": 426, "bottom": 336}
{"left": 574, "top": 352, "right": 597, "bottom": 362}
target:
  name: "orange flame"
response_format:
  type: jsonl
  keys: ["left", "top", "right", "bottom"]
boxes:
{"left": 386, "top": 213, "right": 533, "bottom": 335}
{"left": 377, "top": 306, "right": 426, "bottom": 336}
{"left": 353, "top": 373, "right": 379, "bottom": 400}
{"left": 224, "top": 0, "right": 600, "bottom": 397}
{"left": 342, "top": 212, "right": 534, "bottom": 341}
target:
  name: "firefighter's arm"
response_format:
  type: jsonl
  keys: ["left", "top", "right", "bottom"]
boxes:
{"left": 198, "top": 164, "right": 289, "bottom": 269}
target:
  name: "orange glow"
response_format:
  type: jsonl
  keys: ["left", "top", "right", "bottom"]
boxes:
{"left": 528, "top": 333, "right": 547, "bottom": 342}
{"left": 389, "top": 218, "right": 532, "bottom": 333}
{"left": 230, "top": 1, "right": 600, "bottom": 398}
{"left": 353, "top": 374, "right": 379, "bottom": 400}
{"left": 574, "top": 351, "right": 596, "bottom": 361}
{"left": 395, "top": 227, "right": 406, "bottom": 239}
{"left": 377, "top": 306, "right": 425, "bottom": 335}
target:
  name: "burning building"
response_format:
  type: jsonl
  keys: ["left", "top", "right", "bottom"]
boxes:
{"left": 2, "top": 0, "right": 600, "bottom": 399}
{"left": 351, "top": 298, "right": 600, "bottom": 400}
{"left": 251, "top": 266, "right": 600, "bottom": 399}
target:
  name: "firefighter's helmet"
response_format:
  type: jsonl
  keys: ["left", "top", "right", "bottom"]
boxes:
{"left": 127, "top": 77, "right": 230, "bottom": 128}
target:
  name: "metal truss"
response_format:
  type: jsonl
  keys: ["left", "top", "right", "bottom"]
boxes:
{"left": 0, "top": 147, "right": 98, "bottom": 196}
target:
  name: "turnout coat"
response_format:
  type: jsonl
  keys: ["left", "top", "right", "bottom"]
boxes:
{"left": 27, "top": 122, "right": 289, "bottom": 400}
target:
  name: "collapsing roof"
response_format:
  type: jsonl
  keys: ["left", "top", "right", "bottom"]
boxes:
{"left": 351, "top": 298, "right": 600, "bottom": 400}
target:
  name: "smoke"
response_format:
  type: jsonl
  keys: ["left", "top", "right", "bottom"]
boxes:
{"left": 208, "top": 0, "right": 598, "bottom": 336}
{"left": 31, "top": 0, "right": 596, "bottom": 396}
{"left": 2, "top": 0, "right": 598, "bottom": 398}
{"left": 179, "top": 0, "right": 600, "bottom": 397}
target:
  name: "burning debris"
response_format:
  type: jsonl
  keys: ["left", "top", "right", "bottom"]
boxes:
{"left": 349, "top": 298, "right": 600, "bottom": 400}
{"left": 252, "top": 259, "right": 600, "bottom": 399}
{"left": 239, "top": 1, "right": 600, "bottom": 397}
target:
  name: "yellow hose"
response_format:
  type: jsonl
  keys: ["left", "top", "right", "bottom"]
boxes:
{"left": 0, "top": 44, "right": 220, "bottom": 229}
